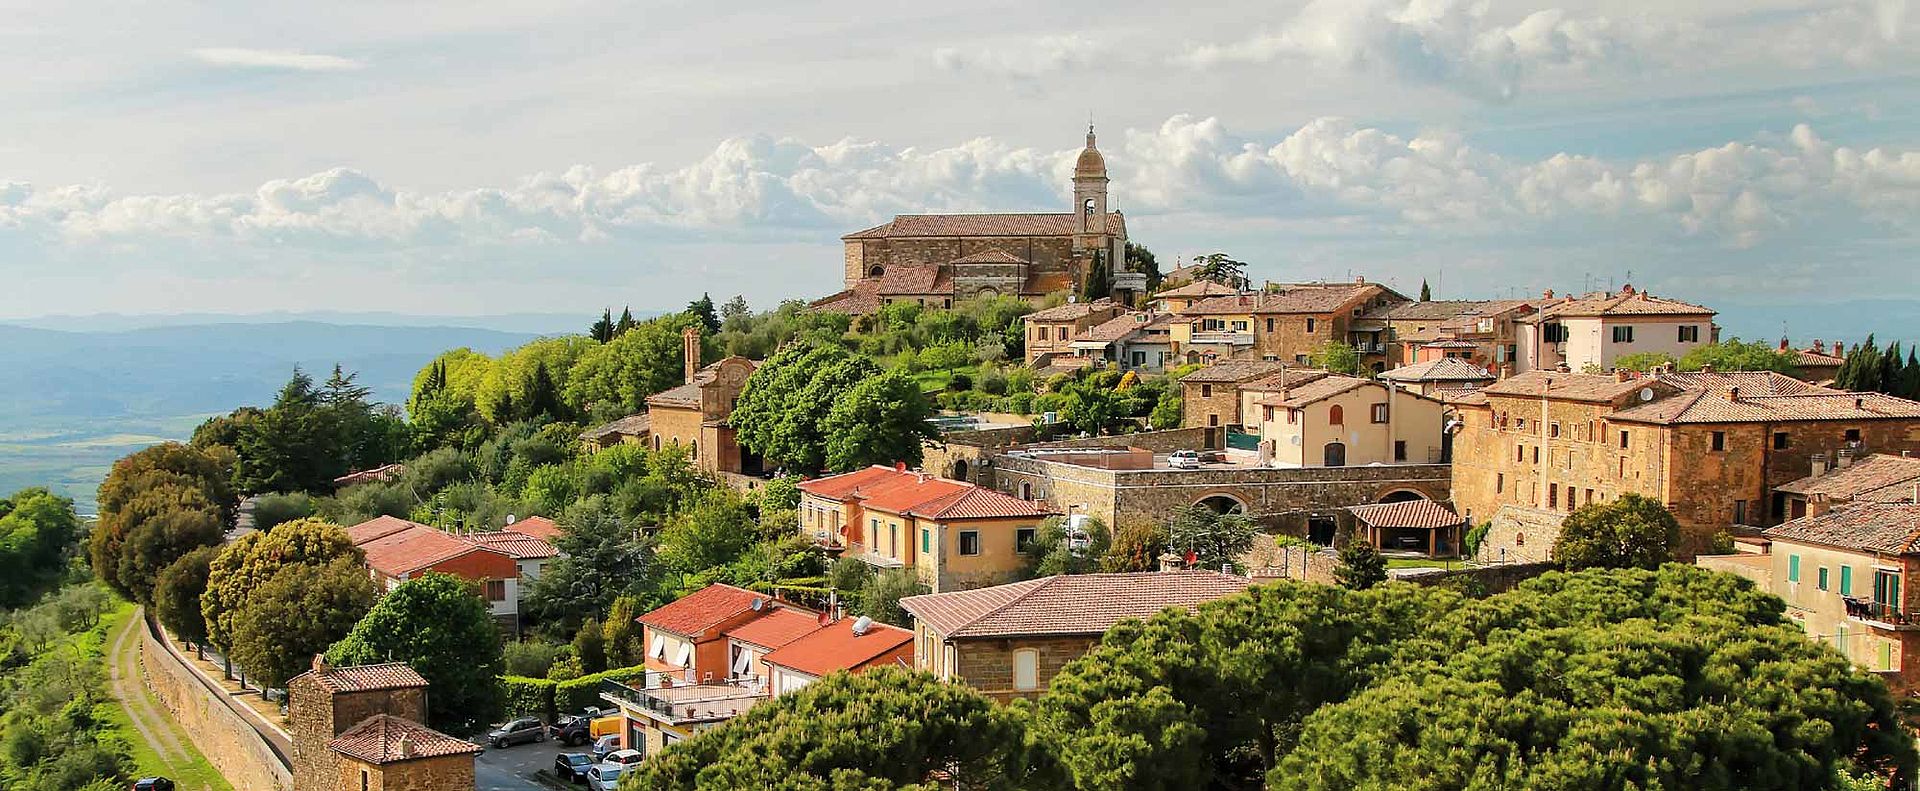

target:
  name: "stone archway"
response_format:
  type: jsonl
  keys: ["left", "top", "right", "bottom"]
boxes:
{"left": 1195, "top": 493, "right": 1247, "bottom": 514}
{"left": 1377, "top": 489, "right": 1427, "bottom": 504}
{"left": 975, "top": 287, "right": 999, "bottom": 299}
{"left": 951, "top": 459, "right": 970, "bottom": 482}
{"left": 868, "top": 265, "right": 886, "bottom": 278}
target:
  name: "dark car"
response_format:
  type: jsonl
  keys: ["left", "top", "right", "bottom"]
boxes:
{"left": 554, "top": 752, "right": 594, "bottom": 783}
{"left": 133, "top": 781, "right": 176, "bottom": 791}
{"left": 551, "top": 713, "right": 597, "bottom": 745}
{"left": 486, "top": 717, "right": 546, "bottom": 748}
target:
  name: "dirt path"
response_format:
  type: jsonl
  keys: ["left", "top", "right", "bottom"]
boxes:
{"left": 107, "top": 608, "right": 192, "bottom": 769}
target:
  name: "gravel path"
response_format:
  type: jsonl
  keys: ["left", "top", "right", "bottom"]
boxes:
{"left": 108, "top": 608, "right": 192, "bottom": 771}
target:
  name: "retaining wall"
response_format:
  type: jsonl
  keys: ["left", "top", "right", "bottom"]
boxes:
{"left": 139, "top": 617, "right": 294, "bottom": 791}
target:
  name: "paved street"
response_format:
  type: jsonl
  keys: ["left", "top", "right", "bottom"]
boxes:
{"left": 475, "top": 736, "right": 574, "bottom": 791}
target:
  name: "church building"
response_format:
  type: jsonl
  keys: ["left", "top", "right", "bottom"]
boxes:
{"left": 813, "top": 127, "right": 1142, "bottom": 314}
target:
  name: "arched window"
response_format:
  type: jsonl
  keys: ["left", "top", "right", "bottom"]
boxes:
{"left": 1328, "top": 404, "right": 1345, "bottom": 424}
{"left": 1013, "top": 649, "right": 1040, "bottom": 691}
{"left": 1020, "top": 483, "right": 1033, "bottom": 500}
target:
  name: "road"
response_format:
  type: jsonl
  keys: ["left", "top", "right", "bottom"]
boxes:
{"left": 476, "top": 736, "right": 574, "bottom": 790}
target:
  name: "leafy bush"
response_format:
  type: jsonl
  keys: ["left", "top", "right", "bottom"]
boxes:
{"left": 554, "top": 664, "right": 651, "bottom": 715}
{"left": 500, "top": 675, "right": 557, "bottom": 722}
{"left": 249, "top": 492, "right": 315, "bottom": 532}
{"left": 503, "top": 640, "right": 566, "bottom": 678}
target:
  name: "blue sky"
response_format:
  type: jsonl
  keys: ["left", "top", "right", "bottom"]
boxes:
{"left": 1, "top": 0, "right": 1916, "bottom": 322}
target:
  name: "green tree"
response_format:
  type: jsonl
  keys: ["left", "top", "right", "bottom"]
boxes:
{"left": 113, "top": 499, "right": 223, "bottom": 605}
{"left": 856, "top": 568, "right": 926, "bottom": 628}
{"left": 564, "top": 313, "right": 705, "bottom": 419}
{"left": 624, "top": 667, "right": 1061, "bottom": 789}
{"left": 1677, "top": 337, "right": 1798, "bottom": 373}
{"left": 96, "top": 442, "right": 235, "bottom": 527}
{"left": 1022, "top": 516, "right": 1111, "bottom": 577}
{"left": 1190, "top": 252, "right": 1248, "bottom": 289}
{"left": 572, "top": 617, "right": 608, "bottom": 674}
{"left": 328, "top": 572, "right": 506, "bottom": 730}
{"left": 602, "top": 596, "right": 646, "bottom": 666}
{"left": 201, "top": 517, "right": 363, "bottom": 650}
{"left": 733, "top": 341, "right": 880, "bottom": 474}
{"left": 1552, "top": 492, "right": 1680, "bottom": 569}
{"left": 615, "top": 307, "right": 637, "bottom": 336}
{"left": 524, "top": 495, "right": 657, "bottom": 634}
{"left": 153, "top": 545, "right": 220, "bottom": 645}
{"left": 0, "top": 488, "right": 83, "bottom": 607}
{"left": 1126, "top": 241, "right": 1161, "bottom": 290}
{"left": 589, "top": 309, "right": 616, "bottom": 343}
{"left": 228, "top": 557, "right": 377, "bottom": 689}
{"left": 655, "top": 490, "right": 757, "bottom": 578}
{"left": 1333, "top": 541, "right": 1386, "bottom": 589}
{"left": 819, "top": 371, "right": 938, "bottom": 473}
{"left": 1165, "top": 505, "right": 1256, "bottom": 572}
{"left": 688, "top": 293, "right": 720, "bottom": 333}
{"left": 250, "top": 491, "right": 316, "bottom": 532}
{"left": 1101, "top": 520, "right": 1168, "bottom": 573}
{"left": 1082, "top": 251, "right": 1112, "bottom": 302}
{"left": 1836, "top": 335, "right": 1883, "bottom": 392}
{"left": 1148, "top": 388, "right": 1183, "bottom": 430}
{"left": 475, "top": 336, "right": 597, "bottom": 424}
{"left": 719, "top": 295, "right": 751, "bottom": 326}
{"left": 1309, "top": 340, "right": 1362, "bottom": 376}
{"left": 1612, "top": 350, "right": 1678, "bottom": 372}
{"left": 1419, "top": 278, "right": 1432, "bottom": 301}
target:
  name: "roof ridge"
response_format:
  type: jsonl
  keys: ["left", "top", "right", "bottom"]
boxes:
{"left": 950, "top": 577, "right": 1057, "bottom": 634}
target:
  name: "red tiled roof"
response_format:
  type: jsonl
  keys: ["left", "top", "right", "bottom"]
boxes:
{"left": 800, "top": 466, "right": 1052, "bottom": 520}
{"left": 1254, "top": 375, "right": 1373, "bottom": 408}
{"left": 358, "top": 524, "right": 511, "bottom": 577}
{"left": 1347, "top": 500, "right": 1466, "bottom": 529}
{"left": 1538, "top": 288, "right": 1713, "bottom": 318}
{"left": 637, "top": 584, "right": 770, "bottom": 639}
{"left": 1181, "top": 284, "right": 1376, "bottom": 315}
{"left": 951, "top": 249, "right": 1028, "bottom": 265}
{"left": 1379, "top": 358, "right": 1494, "bottom": 382}
{"left": 465, "top": 531, "right": 559, "bottom": 559}
{"left": 1155, "top": 281, "right": 1240, "bottom": 299}
{"left": 1077, "top": 312, "right": 1154, "bottom": 343}
{"left": 1609, "top": 390, "right": 1920, "bottom": 425}
{"left": 1481, "top": 371, "right": 1680, "bottom": 403}
{"left": 1654, "top": 371, "right": 1833, "bottom": 396}
{"left": 334, "top": 463, "right": 406, "bottom": 488}
{"left": 328, "top": 714, "right": 480, "bottom": 764}
{"left": 843, "top": 212, "right": 1126, "bottom": 239}
{"left": 858, "top": 475, "right": 970, "bottom": 513}
{"left": 798, "top": 466, "right": 909, "bottom": 500}
{"left": 580, "top": 414, "right": 650, "bottom": 443}
{"left": 1764, "top": 504, "right": 1920, "bottom": 555}
{"left": 874, "top": 264, "right": 952, "bottom": 296}
{"left": 1180, "top": 360, "right": 1291, "bottom": 383}
{"left": 1027, "top": 299, "right": 1117, "bottom": 322}
{"left": 348, "top": 515, "right": 429, "bottom": 546}
{"left": 910, "top": 487, "right": 1054, "bottom": 520}
{"left": 809, "top": 283, "right": 883, "bottom": 316}
{"left": 504, "top": 516, "right": 561, "bottom": 542}
{"left": 1794, "top": 348, "right": 1845, "bottom": 367}
{"left": 1777, "top": 454, "right": 1920, "bottom": 501}
{"left": 723, "top": 606, "right": 827, "bottom": 650}
{"left": 295, "top": 662, "right": 427, "bottom": 693}
{"left": 900, "top": 571, "right": 1253, "bottom": 639}
{"left": 760, "top": 617, "right": 913, "bottom": 677}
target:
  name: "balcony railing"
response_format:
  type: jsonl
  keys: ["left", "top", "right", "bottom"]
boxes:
{"left": 1190, "top": 331, "right": 1254, "bottom": 346}
{"left": 1843, "top": 597, "right": 1920, "bottom": 626}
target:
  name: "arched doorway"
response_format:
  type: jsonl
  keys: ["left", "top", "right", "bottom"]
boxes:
{"left": 1020, "top": 482, "right": 1033, "bottom": 500}
{"left": 951, "top": 459, "right": 970, "bottom": 482}
{"left": 1195, "top": 494, "right": 1246, "bottom": 514}
{"left": 1378, "top": 489, "right": 1425, "bottom": 503}
{"left": 1323, "top": 442, "right": 1347, "bottom": 467}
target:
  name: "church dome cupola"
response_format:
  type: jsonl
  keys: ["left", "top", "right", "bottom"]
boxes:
{"left": 1074, "top": 125, "right": 1107, "bottom": 178}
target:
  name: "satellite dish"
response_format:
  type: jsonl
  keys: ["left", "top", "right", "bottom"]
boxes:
{"left": 750, "top": 598, "right": 765, "bottom": 611}
{"left": 1289, "top": 436, "right": 1302, "bottom": 446}
{"left": 1639, "top": 387, "right": 1655, "bottom": 402}
{"left": 851, "top": 616, "right": 874, "bottom": 635}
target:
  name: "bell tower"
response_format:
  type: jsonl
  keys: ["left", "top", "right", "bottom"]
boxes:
{"left": 1072, "top": 125, "right": 1109, "bottom": 236}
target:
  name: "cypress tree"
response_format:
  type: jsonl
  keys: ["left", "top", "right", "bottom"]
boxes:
{"left": 615, "top": 307, "right": 637, "bottom": 337}
{"left": 1419, "top": 279, "right": 1432, "bottom": 301}
{"left": 527, "top": 362, "right": 563, "bottom": 423}
{"left": 589, "top": 309, "right": 615, "bottom": 343}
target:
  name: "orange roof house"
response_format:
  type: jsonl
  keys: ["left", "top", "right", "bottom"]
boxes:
{"left": 636, "top": 583, "right": 779, "bottom": 684}
{"left": 346, "top": 518, "right": 523, "bottom": 630}
{"left": 761, "top": 617, "right": 913, "bottom": 695}
{"left": 797, "top": 466, "right": 1054, "bottom": 593}
{"left": 503, "top": 515, "right": 562, "bottom": 542}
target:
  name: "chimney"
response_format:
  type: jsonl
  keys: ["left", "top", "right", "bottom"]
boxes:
{"left": 1812, "top": 455, "right": 1829, "bottom": 477}
{"left": 1614, "top": 369, "right": 1631, "bottom": 383}
{"left": 1542, "top": 289, "right": 1555, "bottom": 300}
{"left": 311, "top": 654, "right": 330, "bottom": 674}
{"left": 1778, "top": 337, "right": 1791, "bottom": 351}
{"left": 1726, "top": 385, "right": 1740, "bottom": 402}
{"left": 682, "top": 326, "right": 701, "bottom": 385}
{"left": 1809, "top": 492, "right": 1833, "bottom": 518}
{"left": 894, "top": 461, "right": 907, "bottom": 473}
{"left": 1835, "top": 341, "right": 1846, "bottom": 357}
{"left": 1620, "top": 283, "right": 1636, "bottom": 295}
{"left": 1812, "top": 339, "right": 1825, "bottom": 354}
{"left": 395, "top": 734, "right": 415, "bottom": 760}
{"left": 1355, "top": 275, "right": 1365, "bottom": 284}
{"left": 1700, "top": 363, "right": 1715, "bottom": 373}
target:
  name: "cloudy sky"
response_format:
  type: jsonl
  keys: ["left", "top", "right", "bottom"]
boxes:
{"left": 2, "top": 0, "right": 1916, "bottom": 321}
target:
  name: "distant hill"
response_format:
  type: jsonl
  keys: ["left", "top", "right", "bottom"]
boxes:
{"left": 0, "top": 321, "right": 543, "bottom": 513}
{"left": 6, "top": 310, "right": 602, "bottom": 335}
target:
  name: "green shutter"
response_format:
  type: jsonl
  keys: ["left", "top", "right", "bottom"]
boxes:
{"left": 1840, "top": 566, "right": 1853, "bottom": 596}
{"left": 1818, "top": 567, "right": 1829, "bottom": 591}
{"left": 921, "top": 529, "right": 931, "bottom": 553}
{"left": 1788, "top": 555, "right": 1800, "bottom": 582}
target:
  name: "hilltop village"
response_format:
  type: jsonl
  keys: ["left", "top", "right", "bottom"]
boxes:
{"left": 15, "top": 128, "right": 1920, "bottom": 791}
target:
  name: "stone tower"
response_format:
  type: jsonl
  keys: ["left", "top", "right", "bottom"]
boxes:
{"left": 287, "top": 657, "right": 478, "bottom": 791}
{"left": 1072, "top": 125, "right": 1109, "bottom": 238}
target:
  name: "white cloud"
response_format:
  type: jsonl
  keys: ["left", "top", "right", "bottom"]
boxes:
{"left": 931, "top": 34, "right": 1106, "bottom": 79}
{"left": 189, "top": 48, "right": 365, "bottom": 72}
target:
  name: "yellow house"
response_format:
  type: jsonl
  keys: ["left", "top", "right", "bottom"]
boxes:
{"left": 798, "top": 465, "right": 1056, "bottom": 592}
{"left": 1239, "top": 371, "right": 1448, "bottom": 467}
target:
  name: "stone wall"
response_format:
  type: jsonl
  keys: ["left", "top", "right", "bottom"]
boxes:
{"left": 1398, "top": 561, "right": 1558, "bottom": 594}
{"left": 955, "top": 635, "right": 1099, "bottom": 702}
{"left": 338, "top": 753, "right": 475, "bottom": 791}
{"left": 988, "top": 456, "right": 1449, "bottom": 528}
{"left": 140, "top": 618, "right": 293, "bottom": 791}
{"left": 1024, "top": 426, "right": 1212, "bottom": 454}
{"left": 1473, "top": 505, "right": 1565, "bottom": 564}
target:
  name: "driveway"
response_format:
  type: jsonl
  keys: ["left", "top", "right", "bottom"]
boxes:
{"left": 476, "top": 737, "right": 573, "bottom": 791}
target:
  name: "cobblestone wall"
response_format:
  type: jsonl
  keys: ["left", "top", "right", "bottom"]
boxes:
{"left": 140, "top": 618, "right": 293, "bottom": 791}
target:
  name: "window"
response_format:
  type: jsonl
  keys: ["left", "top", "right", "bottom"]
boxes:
{"left": 1016, "top": 527, "right": 1037, "bottom": 552}
{"left": 1288, "top": 409, "right": 1299, "bottom": 424}
{"left": 1370, "top": 404, "right": 1389, "bottom": 423}
{"left": 1619, "top": 430, "right": 1629, "bottom": 449}
{"left": 1516, "top": 444, "right": 1525, "bottom": 462}
{"left": 958, "top": 530, "right": 981, "bottom": 555}
{"left": 1841, "top": 566, "right": 1854, "bottom": 596}
{"left": 921, "top": 529, "right": 931, "bottom": 554}
{"left": 1532, "top": 447, "right": 1540, "bottom": 463}
{"left": 1200, "top": 384, "right": 1213, "bottom": 398}
{"left": 1548, "top": 483, "right": 1558, "bottom": 508}
{"left": 1549, "top": 422, "right": 1560, "bottom": 438}
{"left": 1543, "top": 323, "right": 1568, "bottom": 343}
{"left": 672, "top": 641, "right": 693, "bottom": 667}
{"left": 1305, "top": 318, "right": 1317, "bottom": 333}
{"left": 1496, "top": 473, "right": 1505, "bottom": 494}
{"left": 1818, "top": 567, "right": 1830, "bottom": 591}
{"left": 1013, "top": 649, "right": 1039, "bottom": 691}
{"left": 362, "top": 771, "right": 370, "bottom": 791}
{"left": 1585, "top": 488, "right": 1595, "bottom": 505}
{"left": 1611, "top": 326, "right": 1635, "bottom": 343}
{"left": 889, "top": 524, "right": 899, "bottom": 555}
{"left": 1329, "top": 405, "right": 1345, "bottom": 424}
{"left": 1264, "top": 406, "right": 1274, "bottom": 422}
{"left": 1733, "top": 500, "right": 1747, "bottom": 526}
{"left": 1394, "top": 440, "right": 1407, "bottom": 461}
{"left": 1678, "top": 325, "right": 1699, "bottom": 342}
{"left": 1875, "top": 570, "right": 1903, "bottom": 612}
{"left": 484, "top": 579, "right": 506, "bottom": 601}
{"left": 1208, "top": 414, "right": 1219, "bottom": 426}
{"left": 649, "top": 634, "right": 667, "bottom": 660}
{"left": 1788, "top": 554, "right": 1800, "bottom": 582}
{"left": 1773, "top": 431, "right": 1790, "bottom": 450}
{"left": 1711, "top": 431, "right": 1725, "bottom": 451}
{"left": 1846, "top": 428, "right": 1862, "bottom": 442}
{"left": 1265, "top": 318, "right": 1275, "bottom": 332}
{"left": 1516, "top": 418, "right": 1527, "bottom": 431}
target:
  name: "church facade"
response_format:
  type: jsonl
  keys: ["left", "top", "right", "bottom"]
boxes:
{"left": 814, "top": 128, "right": 1143, "bottom": 313}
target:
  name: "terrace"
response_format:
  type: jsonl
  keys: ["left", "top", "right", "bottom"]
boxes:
{"left": 599, "top": 679, "right": 767, "bottom": 727}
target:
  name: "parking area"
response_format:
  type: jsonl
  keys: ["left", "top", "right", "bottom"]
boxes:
{"left": 475, "top": 738, "right": 573, "bottom": 791}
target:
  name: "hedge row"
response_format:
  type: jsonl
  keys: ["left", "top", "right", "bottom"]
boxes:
{"left": 498, "top": 664, "right": 653, "bottom": 723}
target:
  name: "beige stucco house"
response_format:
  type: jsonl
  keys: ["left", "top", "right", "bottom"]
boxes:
{"left": 1239, "top": 371, "right": 1449, "bottom": 467}
{"left": 1517, "top": 285, "right": 1715, "bottom": 373}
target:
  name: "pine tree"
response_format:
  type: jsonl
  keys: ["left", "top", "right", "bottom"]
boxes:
{"left": 589, "top": 309, "right": 615, "bottom": 343}
{"left": 1903, "top": 349, "right": 1920, "bottom": 400}
{"left": 1419, "top": 279, "right": 1432, "bottom": 301}
{"left": 526, "top": 361, "right": 563, "bottom": 423}
{"left": 615, "top": 307, "right": 637, "bottom": 337}
{"left": 1880, "top": 341, "right": 1904, "bottom": 396}
{"left": 689, "top": 293, "right": 720, "bottom": 333}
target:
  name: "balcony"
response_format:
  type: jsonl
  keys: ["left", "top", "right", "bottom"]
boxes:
{"left": 1190, "top": 331, "right": 1254, "bottom": 346}
{"left": 599, "top": 678, "right": 766, "bottom": 725}
{"left": 1842, "top": 597, "right": 1920, "bottom": 629}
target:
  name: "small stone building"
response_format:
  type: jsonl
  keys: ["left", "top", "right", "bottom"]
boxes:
{"left": 287, "top": 659, "right": 478, "bottom": 791}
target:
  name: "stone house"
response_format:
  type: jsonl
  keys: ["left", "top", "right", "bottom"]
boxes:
{"left": 579, "top": 413, "right": 650, "bottom": 450}
{"left": 1060, "top": 310, "right": 1180, "bottom": 373}
{"left": 1356, "top": 298, "right": 1536, "bottom": 371}
{"left": 760, "top": 616, "right": 914, "bottom": 695}
{"left": 1515, "top": 285, "right": 1716, "bottom": 373}
{"left": 1745, "top": 504, "right": 1920, "bottom": 693}
{"left": 1149, "top": 280, "right": 1239, "bottom": 313}
{"left": 899, "top": 571, "right": 1254, "bottom": 701}
{"left": 1022, "top": 299, "right": 1124, "bottom": 365}
{"left": 1452, "top": 369, "right": 1920, "bottom": 557}
{"left": 820, "top": 127, "right": 1140, "bottom": 313}
{"left": 797, "top": 465, "right": 1055, "bottom": 592}
{"left": 288, "top": 660, "right": 478, "bottom": 791}
{"left": 1171, "top": 279, "right": 1408, "bottom": 369}
{"left": 1239, "top": 371, "right": 1449, "bottom": 467}
{"left": 1787, "top": 339, "right": 1847, "bottom": 384}
{"left": 645, "top": 327, "right": 761, "bottom": 476}
{"left": 1178, "top": 359, "right": 1292, "bottom": 443}
{"left": 1775, "top": 453, "right": 1920, "bottom": 519}
{"left": 1377, "top": 357, "right": 1496, "bottom": 397}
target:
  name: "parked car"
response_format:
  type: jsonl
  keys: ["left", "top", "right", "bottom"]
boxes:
{"left": 604, "top": 748, "right": 644, "bottom": 766}
{"left": 553, "top": 752, "right": 594, "bottom": 783}
{"left": 486, "top": 717, "right": 546, "bottom": 748}
{"left": 586, "top": 762, "right": 627, "bottom": 791}
{"left": 1168, "top": 450, "right": 1202, "bottom": 469}
{"left": 551, "top": 714, "right": 595, "bottom": 745}
{"left": 132, "top": 780, "right": 176, "bottom": 791}
{"left": 590, "top": 734, "right": 619, "bottom": 762}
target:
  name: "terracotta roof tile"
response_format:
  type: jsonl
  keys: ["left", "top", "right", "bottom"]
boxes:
{"left": 1610, "top": 390, "right": 1920, "bottom": 425}
{"left": 1794, "top": 348, "right": 1845, "bottom": 367}
{"left": 842, "top": 212, "right": 1126, "bottom": 239}
{"left": 504, "top": 516, "right": 562, "bottom": 542}
{"left": 1076, "top": 312, "right": 1154, "bottom": 343}
{"left": 809, "top": 283, "right": 883, "bottom": 316}
{"left": 328, "top": 714, "right": 480, "bottom": 764}
{"left": 1538, "top": 289, "right": 1714, "bottom": 318}
{"left": 348, "top": 515, "right": 429, "bottom": 545}
{"left": 1777, "top": 454, "right": 1920, "bottom": 500}
{"left": 465, "top": 531, "right": 559, "bottom": 559}
{"left": 295, "top": 662, "right": 427, "bottom": 693}
{"left": 900, "top": 571, "right": 1253, "bottom": 639}
{"left": 950, "top": 249, "right": 1028, "bottom": 265}
{"left": 1254, "top": 376, "right": 1375, "bottom": 408}
{"left": 874, "top": 264, "right": 951, "bottom": 296}
{"left": 1481, "top": 371, "right": 1675, "bottom": 403}
{"left": 358, "top": 525, "right": 513, "bottom": 577}
{"left": 1154, "top": 281, "right": 1240, "bottom": 299}
{"left": 580, "top": 414, "right": 650, "bottom": 443}
{"left": 1654, "top": 371, "right": 1834, "bottom": 396}
{"left": 1362, "top": 299, "right": 1493, "bottom": 321}
{"left": 637, "top": 584, "right": 770, "bottom": 639}
{"left": 1379, "top": 358, "right": 1495, "bottom": 382}
{"left": 1764, "top": 504, "right": 1920, "bottom": 555}
{"left": 910, "top": 487, "right": 1054, "bottom": 520}
{"left": 1180, "top": 360, "right": 1291, "bottom": 383}
{"left": 1181, "top": 284, "right": 1375, "bottom": 315}
{"left": 1347, "top": 500, "right": 1467, "bottom": 529}
{"left": 1027, "top": 299, "right": 1117, "bottom": 322}
{"left": 759, "top": 618, "right": 913, "bottom": 677}
{"left": 722, "top": 606, "right": 827, "bottom": 650}
{"left": 798, "top": 466, "right": 910, "bottom": 500}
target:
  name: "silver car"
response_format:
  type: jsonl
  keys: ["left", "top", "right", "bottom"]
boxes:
{"left": 586, "top": 762, "right": 626, "bottom": 791}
